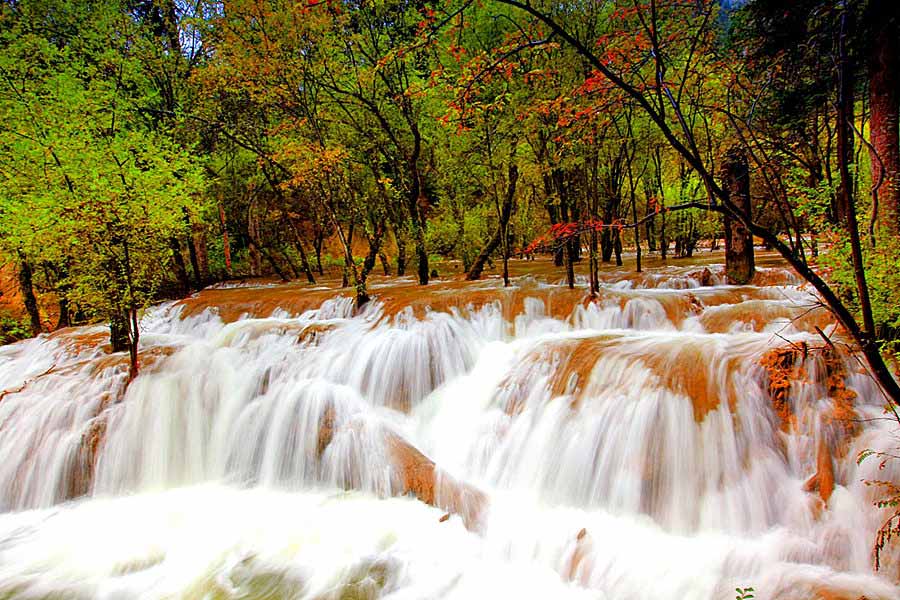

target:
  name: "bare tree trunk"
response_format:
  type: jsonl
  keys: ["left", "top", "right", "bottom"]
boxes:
{"left": 721, "top": 147, "right": 755, "bottom": 284}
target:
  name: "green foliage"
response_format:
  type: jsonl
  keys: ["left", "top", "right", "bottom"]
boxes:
{"left": 735, "top": 587, "right": 755, "bottom": 600}
{"left": 0, "top": 0, "right": 206, "bottom": 330}
{"left": 0, "top": 312, "right": 31, "bottom": 346}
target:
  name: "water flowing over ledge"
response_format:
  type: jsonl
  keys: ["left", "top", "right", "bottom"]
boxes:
{"left": 0, "top": 257, "right": 897, "bottom": 599}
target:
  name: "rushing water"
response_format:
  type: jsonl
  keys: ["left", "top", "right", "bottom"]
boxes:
{"left": 0, "top": 259, "right": 898, "bottom": 599}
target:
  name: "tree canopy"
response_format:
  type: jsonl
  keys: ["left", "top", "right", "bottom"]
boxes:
{"left": 1, "top": 0, "right": 899, "bottom": 401}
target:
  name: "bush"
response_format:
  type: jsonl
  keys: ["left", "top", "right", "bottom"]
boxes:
{"left": 0, "top": 312, "right": 32, "bottom": 345}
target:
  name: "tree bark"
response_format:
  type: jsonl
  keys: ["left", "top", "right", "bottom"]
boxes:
{"left": 248, "top": 239, "right": 290, "bottom": 282}
{"left": 835, "top": 9, "right": 876, "bottom": 337}
{"left": 868, "top": 3, "right": 900, "bottom": 234}
{"left": 396, "top": 232, "right": 407, "bottom": 276}
{"left": 109, "top": 311, "right": 129, "bottom": 353}
{"left": 219, "top": 204, "right": 232, "bottom": 276}
{"left": 721, "top": 147, "right": 755, "bottom": 284}
{"left": 285, "top": 216, "right": 317, "bottom": 284}
{"left": 16, "top": 251, "right": 42, "bottom": 336}
{"left": 192, "top": 221, "right": 209, "bottom": 285}
{"left": 631, "top": 188, "right": 642, "bottom": 273}
{"left": 467, "top": 164, "right": 519, "bottom": 281}
{"left": 168, "top": 237, "right": 191, "bottom": 294}
{"left": 56, "top": 296, "right": 70, "bottom": 329}
{"left": 314, "top": 230, "right": 325, "bottom": 275}
{"left": 491, "top": 0, "right": 900, "bottom": 406}
{"left": 406, "top": 124, "right": 429, "bottom": 285}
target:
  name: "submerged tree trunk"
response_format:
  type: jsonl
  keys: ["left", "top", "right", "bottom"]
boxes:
{"left": 721, "top": 147, "right": 755, "bottom": 284}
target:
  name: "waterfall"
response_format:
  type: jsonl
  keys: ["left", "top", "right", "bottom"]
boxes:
{"left": 0, "top": 263, "right": 897, "bottom": 599}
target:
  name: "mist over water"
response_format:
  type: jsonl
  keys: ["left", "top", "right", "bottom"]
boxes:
{"left": 0, "top": 261, "right": 897, "bottom": 600}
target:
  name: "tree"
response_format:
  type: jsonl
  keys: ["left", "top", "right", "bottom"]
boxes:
{"left": 459, "top": 0, "right": 900, "bottom": 405}
{"left": 0, "top": 0, "right": 205, "bottom": 376}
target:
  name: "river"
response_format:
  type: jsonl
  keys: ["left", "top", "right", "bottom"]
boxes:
{"left": 0, "top": 255, "right": 896, "bottom": 599}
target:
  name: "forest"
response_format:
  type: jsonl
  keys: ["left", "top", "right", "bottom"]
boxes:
{"left": 1, "top": 0, "right": 899, "bottom": 397}
{"left": 3, "top": 2, "right": 900, "bottom": 595}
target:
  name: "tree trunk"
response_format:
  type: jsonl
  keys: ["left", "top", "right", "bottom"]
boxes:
{"left": 192, "top": 222, "right": 209, "bottom": 285}
{"left": 109, "top": 311, "right": 129, "bottom": 353}
{"left": 314, "top": 230, "right": 325, "bottom": 275}
{"left": 721, "top": 147, "right": 755, "bottom": 284}
{"left": 412, "top": 219, "right": 429, "bottom": 286}
{"left": 601, "top": 229, "right": 614, "bottom": 262}
{"left": 868, "top": 3, "right": 900, "bottom": 234}
{"left": 186, "top": 232, "right": 203, "bottom": 288}
{"left": 286, "top": 217, "right": 317, "bottom": 284}
{"left": 836, "top": 10, "right": 876, "bottom": 336}
{"left": 396, "top": 233, "right": 407, "bottom": 276}
{"left": 219, "top": 204, "right": 232, "bottom": 276}
{"left": 632, "top": 194, "right": 642, "bottom": 273}
{"left": 249, "top": 239, "right": 290, "bottom": 281}
{"left": 169, "top": 237, "right": 191, "bottom": 294}
{"left": 613, "top": 230, "right": 623, "bottom": 266}
{"left": 467, "top": 164, "right": 519, "bottom": 281}
{"left": 56, "top": 296, "right": 70, "bottom": 329}
{"left": 16, "top": 251, "right": 42, "bottom": 336}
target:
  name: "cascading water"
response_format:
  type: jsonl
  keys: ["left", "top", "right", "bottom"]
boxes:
{"left": 0, "top": 259, "right": 897, "bottom": 600}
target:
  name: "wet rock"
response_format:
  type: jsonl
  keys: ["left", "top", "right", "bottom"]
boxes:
{"left": 689, "top": 267, "right": 716, "bottom": 287}
{"left": 386, "top": 432, "right": 487, "bottom": 532}
{"left": 760, "top": 346, "right": 805, "bottom": 431}
{"left": 67, "top": 416, "right": 107, "bottom": 499}
{"left": 315, "top": 407, "right": 487, "bottom": 531}
{"left": 803, "top": 438, "right": 836, "bottom": 504}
